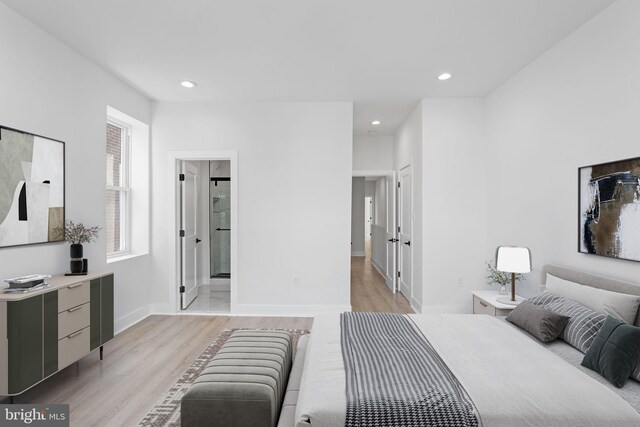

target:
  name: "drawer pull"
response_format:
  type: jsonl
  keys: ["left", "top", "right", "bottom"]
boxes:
{"left": 67, "top": 330, "right": 83, "bottom": 339}
{"left": 67, "top": 283, "right": 83, "bottom": 289}
{"left": 67, "top": 306, "right": 83, "bottom": 313}
{"left": 479, "top": 301, "right": 488, "bottom": 307}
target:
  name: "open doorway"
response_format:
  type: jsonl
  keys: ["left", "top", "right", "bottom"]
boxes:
{"left": 172, "top": 153, "right": 237, "bottom": 314}
{"left": 351, "top": 171, "right": 412, "bottom": 313}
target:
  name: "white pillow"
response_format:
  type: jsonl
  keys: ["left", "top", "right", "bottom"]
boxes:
{"left": 545, "top": 273, "right": 640, "bottom": 325}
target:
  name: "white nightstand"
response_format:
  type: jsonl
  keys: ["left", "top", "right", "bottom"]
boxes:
{"left": 472, "top": 290, "right": 524, "bottom": 317}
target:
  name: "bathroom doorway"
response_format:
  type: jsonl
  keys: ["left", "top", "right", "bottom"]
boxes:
{"left": 209, "top": 160, "right": 231, "bottom": 280}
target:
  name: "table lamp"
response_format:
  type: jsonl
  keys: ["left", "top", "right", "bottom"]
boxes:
{"left": 495, "top": 246, "right": 531, "bottom": 305}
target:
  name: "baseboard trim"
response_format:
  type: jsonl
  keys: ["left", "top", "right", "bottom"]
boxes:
{"left": 371, "top": 258, "right": 386, "bottom": 278}
{"left": 351, "top": 251, "right": 365, "bottom": 257}
{"left": 410, "top": 298, "right": 422, "bottom": 314}
{"left": 234, "top": 304, "right": 352, "bottom": 317}
{"left": 115, "top": 305, "right": 151, "bottom": 335}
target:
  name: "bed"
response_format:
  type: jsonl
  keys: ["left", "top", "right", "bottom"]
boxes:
{"left": 294, "top": 265, "right": 640, "bottom": 426}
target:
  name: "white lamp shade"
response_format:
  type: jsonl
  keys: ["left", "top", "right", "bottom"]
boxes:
{"left": 496, "top": 246, "right": 531, "bottom": 273}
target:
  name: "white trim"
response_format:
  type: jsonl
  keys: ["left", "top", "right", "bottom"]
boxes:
{"left": 371, "top": 258, "right": 386, "bottom": 278}
{"left": 114, "top": 304, "right": 151, "bottom": 335}
{"left": 234, "top": 304, "right": 352, "bottom": 317}
{"left": 410, "top": 298, "right": 422, "bottom": 314}
{"left": 106, "top": 252, "right": 147, "bottom": 264}
{"left": 352, "top": 169, "right": 395, "bottom": 178}
{"left": 168, "top": 151, "right": 238, "bottom": 314}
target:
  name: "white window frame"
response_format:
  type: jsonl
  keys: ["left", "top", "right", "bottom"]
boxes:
{"left": 106, "top": 117, "right": 132, "bottom": 258}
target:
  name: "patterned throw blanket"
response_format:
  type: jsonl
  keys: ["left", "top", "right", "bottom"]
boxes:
{"left": 340, "top": 312, "right": 479, "bottom": 426}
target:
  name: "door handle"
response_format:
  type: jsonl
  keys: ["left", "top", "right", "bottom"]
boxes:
{"left": 196, "top": 238, "right": 201, "bottom": 244}
{"left": 404, "top": 241, "right": 411, "bottom": 246}
{"left": 387, "top": 238, "right": 398, "bottom": 243}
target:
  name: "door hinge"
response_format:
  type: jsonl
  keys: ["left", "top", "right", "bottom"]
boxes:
{"left": 397, "top": 226, "right": 400, "bottom": 233}
{"left": 397, "top": 271, "right": 401, "bottom": 278}
{"left": 397, "top": 182, "right": 400, "bottom": 188}
{"left": 179, "top": 286, "right": 185, "bottom": 293}
{"left": 179, "top": 173, "right": 185, "bottom": 181}
{"left": 179, "top": 230, "right": 185, "bottom": 237}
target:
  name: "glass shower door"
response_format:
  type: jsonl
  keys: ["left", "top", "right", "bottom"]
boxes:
{"left": 210, "top": 179, "right": 231, "bottom": 278}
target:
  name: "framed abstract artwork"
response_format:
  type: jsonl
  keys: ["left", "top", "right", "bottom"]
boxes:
{"left": 0, "top": 126, "right": 65, "bottom": 248}
{"left": 579, "top": 156, "right": 640, "bottom": 262}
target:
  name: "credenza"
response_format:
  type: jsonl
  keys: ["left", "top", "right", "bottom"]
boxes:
{"left": 0, "top": 271, "right": 114, "bottom": 396}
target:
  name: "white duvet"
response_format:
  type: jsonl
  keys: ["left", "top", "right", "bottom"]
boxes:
{"left": 295, "top": 314, "right": 640, "bottom": 427}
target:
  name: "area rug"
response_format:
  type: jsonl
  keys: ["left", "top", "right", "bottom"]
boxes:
{"left": 138, "top": 328, "right": 309, "bottom": 427}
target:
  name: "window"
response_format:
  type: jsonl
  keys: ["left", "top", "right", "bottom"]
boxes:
{"left": 106, "top": 119, "right": 131, "bottom": 256}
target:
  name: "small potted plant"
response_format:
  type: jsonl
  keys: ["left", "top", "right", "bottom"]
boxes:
{"left": 55, "top": 220, "right": 101, "bottom": 273}
{"left": 486, "top": 261, "right": 523, "bottom": 295}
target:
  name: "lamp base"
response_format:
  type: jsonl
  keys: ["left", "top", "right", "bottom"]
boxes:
{"left": 496, "top": 295, "right": 525, "bottom": 306}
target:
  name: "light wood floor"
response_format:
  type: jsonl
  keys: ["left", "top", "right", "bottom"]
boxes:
{"left": 351, "top": 240, "right": 413, "bottom": 313}
{"left": 15, "top": 316, "right": 313, "bottom": 426}
{"left": 13, "top": 240, "right": 410, "bottom": 426}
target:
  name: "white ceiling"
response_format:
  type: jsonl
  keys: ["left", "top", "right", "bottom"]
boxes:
{"left": 1, "top": 0, "right": 614, "bottom": 135}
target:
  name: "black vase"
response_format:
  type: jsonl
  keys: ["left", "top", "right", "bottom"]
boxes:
{"left": 70, "top": 244, "right": 83, "bottom": 259}
{"left": 70, "top": 244, "right": 84, "bottom": 273}
{"left": 70, "top": 260, "right": 83, "bottom": 273}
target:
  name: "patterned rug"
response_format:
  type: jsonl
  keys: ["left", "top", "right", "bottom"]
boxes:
{"left": 138, "top": 328, "right": 309, "bottom": 427}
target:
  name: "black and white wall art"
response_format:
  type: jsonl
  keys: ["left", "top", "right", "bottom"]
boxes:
{"left": 579, "top": 156, "right": 640, "bottom": 262}
{"left": 0, "top": 126, "right": 65, "bottom": 248}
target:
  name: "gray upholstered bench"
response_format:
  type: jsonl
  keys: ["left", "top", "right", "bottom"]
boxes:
{"left": 181, "top": 330, "right": 293, "bottom": 427}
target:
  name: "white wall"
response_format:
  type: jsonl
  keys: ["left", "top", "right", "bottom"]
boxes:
{"left": 394, "top": 104, "right": 423, "bottom": 311}
{"left": 485, "top": 0, "right": 640, "bottom": 296}
{"left": 0, "top": 3, "right": 151, "bottom": 332}
{"left": 364, "top": 181, "right": 376, "bottom": 197}
{"left": 370, "top": 177, "right": 387, "bottom": 274}
{"left": 353, "top": 135, "right": 394, "bottom": 171}
{"left": 151, "top": 102, "right": 353, "bottom": 315}
{"left": 421, "top": 99, "right": 487, "bottom": 312}
{"left": 351, "top": 177, "right": 366, "bottom": 256}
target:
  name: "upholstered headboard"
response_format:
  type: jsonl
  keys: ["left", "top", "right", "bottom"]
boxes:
{"left": 542, "top": 264, "right": 640, "bottom": 326}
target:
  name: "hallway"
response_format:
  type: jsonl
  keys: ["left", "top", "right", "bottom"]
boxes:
{"left": 351, "top": 240, "right": 413, "bottom": 313}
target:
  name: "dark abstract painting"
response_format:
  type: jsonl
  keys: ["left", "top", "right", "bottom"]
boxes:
{"left": 579, "top": 157, "right": 640, "bottom": 262}
{"left": 0, "top": 126, "right": 65, "bottom": 248}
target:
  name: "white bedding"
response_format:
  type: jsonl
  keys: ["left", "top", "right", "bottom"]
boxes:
{"left": 296, "top": 314, "right": 640, "bottom": 427}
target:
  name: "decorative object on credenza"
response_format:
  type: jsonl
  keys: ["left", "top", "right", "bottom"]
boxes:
{"left": 495, "top": 246, "right": 531, "bottom": 305}
{"left": 485, "top": 260, "right": 523, "bottom": 295}
{"left": 54, "top": 219, "right": 100, "bottom": 274}
{"left": 579, "top": 156, "right": 640, "bottom": 262}
{"left": 3, "top": 274, "right": 51, "bottom": 293}
{"left": 0, "top": 126, "right": 65, "bottom": 248}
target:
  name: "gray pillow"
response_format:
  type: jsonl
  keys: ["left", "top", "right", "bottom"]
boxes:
{"left": 506, "top": 300, "right": 570, "bottom": 342}
{"left": 582, "top": 316, "right": 640, "bottom": 388}
{"left": 528, "top": 293, "right": 607, "bottom": 353}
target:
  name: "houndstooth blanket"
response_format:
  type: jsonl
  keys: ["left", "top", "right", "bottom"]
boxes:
{"left": 340, "top": 312, "right": 479, "bottom": 426}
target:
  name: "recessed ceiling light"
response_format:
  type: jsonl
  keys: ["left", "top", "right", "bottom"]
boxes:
{"left": 368, "top": 130, "right": 378, "bottom": 135}
{"left": 180, "top": 80, "right": 197, "bottom": 88}
{"left": 438, "top": 73, "right": 452, "bottom": 81}
{"left": 371, "top": 120, "right": 381, "bottom": 126}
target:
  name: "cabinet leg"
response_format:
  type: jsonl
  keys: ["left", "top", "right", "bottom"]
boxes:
{"left": 100, "top": 345, "right": 104, "bottom": 360}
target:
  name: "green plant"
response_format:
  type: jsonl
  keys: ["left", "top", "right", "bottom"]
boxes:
{"left": 486, "top": 261, "right": 523, "bottom": 287}
{"left": 54, "top": 220, "right": 101, "bottom": 245}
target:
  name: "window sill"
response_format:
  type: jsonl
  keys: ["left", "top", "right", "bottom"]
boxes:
{"left": 107, "top": 252, "right": 148, "bottom": 264}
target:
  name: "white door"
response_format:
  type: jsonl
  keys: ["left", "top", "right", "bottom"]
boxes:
{"left": 180, "top": 162, "right": 199, "bottom": 309}
{"left": 364, "top": 197, "right": 372, "bottom": 241}
{"left": 398, "top": 166, "right": 412, "bottom": 300}
{"left": 385, "top": 173, "right": 397, "bottom": 292}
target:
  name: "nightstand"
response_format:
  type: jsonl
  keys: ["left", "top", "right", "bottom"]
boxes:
{"left": 472, "top": 290, "right": 524, "bottom": 316}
